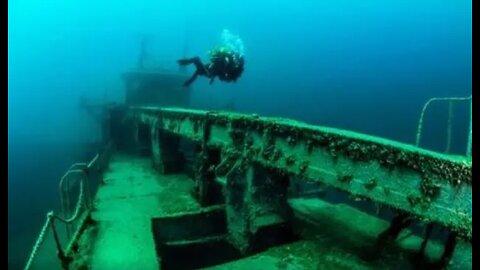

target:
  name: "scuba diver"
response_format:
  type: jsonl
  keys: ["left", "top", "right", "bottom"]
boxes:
{"left": 177, "top": 47, "right": 245, "bottom": 87}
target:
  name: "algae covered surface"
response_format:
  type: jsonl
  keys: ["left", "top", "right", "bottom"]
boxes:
{"left": 69, "top": 154, "right": 471, "bottom": 270}
{"left": 204, "top": 198, "right": 471, "bottom": 270}
{"left": 73, "top": 154, "right": 200, "bottom": 270}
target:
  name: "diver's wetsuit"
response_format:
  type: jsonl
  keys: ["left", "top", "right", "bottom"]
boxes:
{"left": 178, "top": 51, "right": 244, "bottom": 87}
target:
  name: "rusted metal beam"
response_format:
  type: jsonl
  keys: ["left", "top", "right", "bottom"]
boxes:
{"left": 129, "top": 106, "right": 472, "bottom": 241}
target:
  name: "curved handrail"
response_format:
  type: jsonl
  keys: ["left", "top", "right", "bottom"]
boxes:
{"left": 415, "top": 95, "right": 472, "bottom": 156}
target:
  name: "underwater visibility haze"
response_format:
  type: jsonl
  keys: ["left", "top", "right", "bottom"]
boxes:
{"left": 8, "top": 0, "right": 472, "bottom": 269}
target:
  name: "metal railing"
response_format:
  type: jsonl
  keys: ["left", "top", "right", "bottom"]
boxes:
{"left": 24, "top": 176, "right": 86, "bottom": 270}
{"left": 59, "top": 166, "right": 88, "bottom": 239}
{"left": 415, "top": 95, "right": 472, "bottom": 156}
{"left": 24, "top": 142, "right": 112, "bottom": 270}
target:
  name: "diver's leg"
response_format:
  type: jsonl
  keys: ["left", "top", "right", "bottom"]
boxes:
{"left": 190, "top": 57, "right": 205, "bottom": 72}
{"left": 177, "top": 58, "right": 194, "bottom": 65}
{"left": 183, "top": 72, "right": 199, "bottom": 87}
{"left": 177, "top": 57, "right": 203, "bottom": 67}
{"left": 178, "top": 57, "right": 207, "bottom": 75}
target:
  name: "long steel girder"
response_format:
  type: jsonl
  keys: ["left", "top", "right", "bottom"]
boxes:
{"left": 128, "top": 106, "right": 472, "bottom": 241}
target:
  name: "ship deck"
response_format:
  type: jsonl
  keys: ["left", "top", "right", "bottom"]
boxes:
{"left": 60, "top": 153, "right": 470, "bottom": 270}
{"left": 24, "top": 106, "right": 471, "bottom": 270}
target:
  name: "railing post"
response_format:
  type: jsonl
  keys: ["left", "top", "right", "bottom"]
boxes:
{"left": 151, "top": 121, "right": 162, "bottom": 170}
{"left": 132, "top": 120, "right": 140, "bottom": 154}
